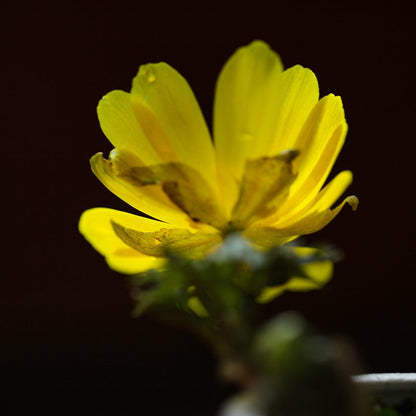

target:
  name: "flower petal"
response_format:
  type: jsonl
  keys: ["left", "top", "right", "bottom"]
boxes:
{"left": 260, "top": 170, "right": 354, "bottom": 228}
{"left": 267, "top": 65, "right": 319, "bottom": 155}
{"left": 308, "top": 170, "right": 355, "bottom": 212}
{"left": 90, "top": 151, "right": 191, "bottom": 226}
{"left": 243, "top": 226, "right": 295, "bottom": 248}
{"left": 106, "top": 248, "right": 165, "bottom": 275}
{"left": 97, "top": 90, "right": 161, "bottom": 165}
{"left": 213, "top": 41, "right": 284, "bottom": 215}
{"left": 279, "top": 94, "right": 348, "bottom": 218}
{"left": 131, "top": 62, "right": 217, "bottom": 190}
{"left": 112, "top": 221, "right": 222, "bottom": 259}
{"left": 245, "top": 194, "right": 357, "bottom": 249}
{"left": 126, "top": 161, "right": 228, "bottom": 228}
{"left": 93, "top": 149, "right": 228, "bottom": 229}
{"left": 79, "top": 208, "right": 168, "bottom": 274}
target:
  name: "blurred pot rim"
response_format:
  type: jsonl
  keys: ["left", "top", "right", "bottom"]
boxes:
{"left": 353, "top": 373, "right": 416, "bottom": 407}
{"left": 353, "top": 373, "right": 416, "bottom": 389}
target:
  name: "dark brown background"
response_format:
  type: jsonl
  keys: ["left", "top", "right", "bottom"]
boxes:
{"left": 2, "top": 1, "right": 415, "bottom": 414}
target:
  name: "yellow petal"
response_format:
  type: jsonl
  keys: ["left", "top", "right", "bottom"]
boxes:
{"left": 131, "top": 63, "right": 217, "bottom": 191}
{"left": 97, "top": 90, "right": 161, "bottom": 165}
{"left": 90, "top": 151, "right": 192, "bottom": 226}
{"left": 79, "top": 208, "right": 168, "bottom": 274}
{"left": 279, "top": 94, "right": 348, "bottom": 218}
{"left": 267, "top": 65, "right": 319, "bottom": 155}
{"left": 127, "top": 162, "right": 228, "bottom": 228}
{"left": 308, "top": 170, "right": 354, "bottom": 212}
{"left": 106, "top": 248, "right": 166, "bottom": 275}
{"left": 286, "top": 193, "right": 353, "bottom": 235}
{"left": 264, "top": 170, "right": 354, "bottom": 228}
{"left": 214, "top": 41, "right": 284, "bottom": 215}
{"left": 256, "top": 246, "right": 333, "bottom": 303}
{"left": 95, "top": 149, "right": 227, "bottom": 229}
{"left": 246, "top": 195, "right": 357, "bottom": 249}
{"left": 243, "top": 226, "right": 295, "bottom": 248}
{"left": 111, "top": 221, "right": 222, "bottom": 258}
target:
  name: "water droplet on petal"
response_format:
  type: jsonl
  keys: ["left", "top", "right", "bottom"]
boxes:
{"left": 241, "top": 132, "right": 253, "bottom": 142}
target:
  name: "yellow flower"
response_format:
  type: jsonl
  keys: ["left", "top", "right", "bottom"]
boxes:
{"left": 79, "top": 41, "right": 358, "bottom": 275}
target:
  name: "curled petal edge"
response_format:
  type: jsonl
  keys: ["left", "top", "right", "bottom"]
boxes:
{"left": 244, "top": 195, "right": 358, "bottom": 249}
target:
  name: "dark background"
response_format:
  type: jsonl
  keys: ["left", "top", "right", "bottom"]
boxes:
{"left": 2, "top": 1, "right": 415, "bottom": 414}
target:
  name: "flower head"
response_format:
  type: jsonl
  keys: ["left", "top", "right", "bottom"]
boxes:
{"left": 79, "top": 41, "right": 358, "bottom": 275}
